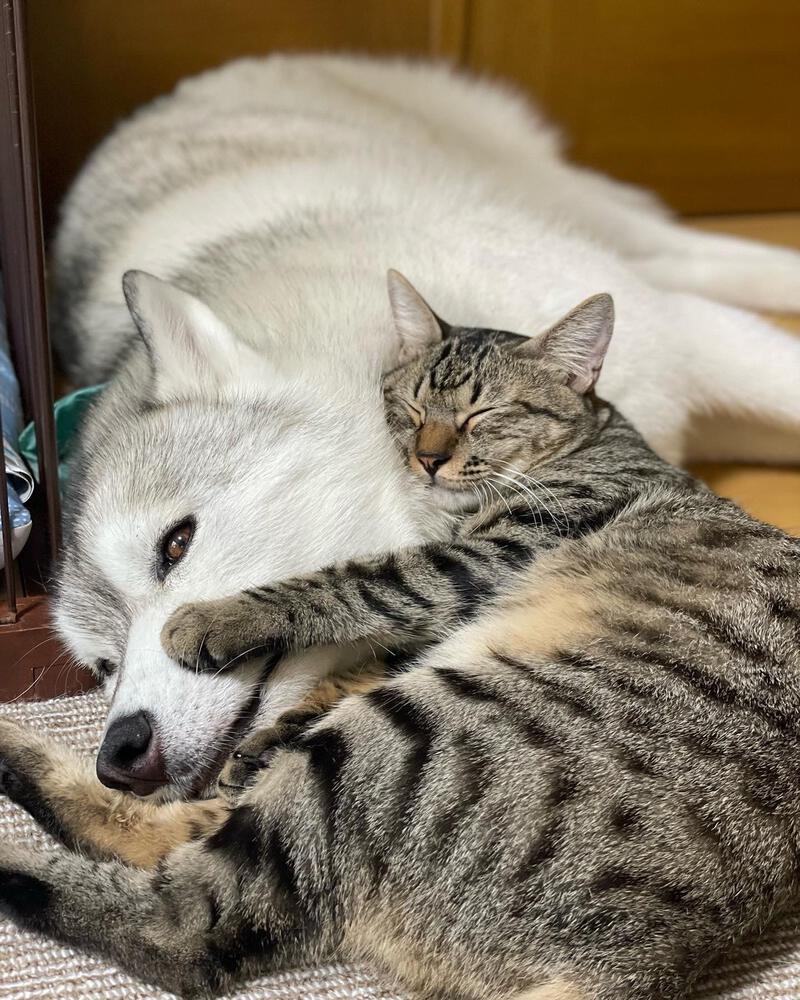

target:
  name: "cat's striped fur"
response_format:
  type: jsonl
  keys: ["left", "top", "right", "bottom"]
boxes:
{"left": 2, "top": 288, "right": 800, "bottom": 1000}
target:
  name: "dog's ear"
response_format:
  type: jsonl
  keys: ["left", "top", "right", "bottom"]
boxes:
{"left": 514, "top": 293, "right": 614, "bottom": 394}
{"left": 122, "top": 270, "right": 255, "bottom": 402}
{"left": 387, "top": 270, "right": 450, "bottom": 363}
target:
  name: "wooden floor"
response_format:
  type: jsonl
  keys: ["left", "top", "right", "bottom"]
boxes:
{"left": 688, "top": 213, "right": 800, "bottom": 535}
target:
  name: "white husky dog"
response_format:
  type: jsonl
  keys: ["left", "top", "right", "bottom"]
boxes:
{"left": 50, "top": 54, "right": 800, "bottom": 800}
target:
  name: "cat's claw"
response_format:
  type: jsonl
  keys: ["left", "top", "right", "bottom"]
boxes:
{"left": 218, "top": 718, "right": 312, "bottom": 800}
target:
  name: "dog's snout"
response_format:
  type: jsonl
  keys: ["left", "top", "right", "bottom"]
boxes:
{"left": 96, "top": 711, "right": 168, "bottom": 796}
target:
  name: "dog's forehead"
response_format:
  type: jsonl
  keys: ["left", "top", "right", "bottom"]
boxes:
{"left": 85, "top": 396, "right": 286, "bottom": 505}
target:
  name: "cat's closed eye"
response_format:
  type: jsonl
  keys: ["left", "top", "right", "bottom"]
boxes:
{"left": 404, "top": 401, "right": 425, "bottom": 426}
{"left": 456, "top": 407, "right": 497, "bottom": 432}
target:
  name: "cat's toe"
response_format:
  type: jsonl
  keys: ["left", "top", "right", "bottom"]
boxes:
{"left": 217, "top": 725, "right": 294, "bottom": 798}
{"left": 217, "top": 756, "right": 259, "bottom": 801}
{"left": 161, "top": 603, "right": 224, "bottom": 671}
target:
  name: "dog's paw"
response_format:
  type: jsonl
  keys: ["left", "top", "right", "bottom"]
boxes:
{"left": 161, "top": 596, "right": 289, "bottom": 673}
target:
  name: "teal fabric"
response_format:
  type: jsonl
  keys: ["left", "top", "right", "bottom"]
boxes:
{"left": 19, "top": 384, "right": 105, "bottom": 492}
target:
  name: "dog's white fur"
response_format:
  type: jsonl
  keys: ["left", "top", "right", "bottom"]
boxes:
{"left": 51, "top": 55, "right": 800, "bottom": 797}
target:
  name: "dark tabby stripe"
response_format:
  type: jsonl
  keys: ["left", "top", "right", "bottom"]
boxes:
{"left": 300, "top": 728, "right": 350, "bottom": 840}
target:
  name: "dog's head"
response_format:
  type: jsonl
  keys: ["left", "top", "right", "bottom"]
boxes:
{"left": 54, "top": 272, "right": 431, "bottom": 799}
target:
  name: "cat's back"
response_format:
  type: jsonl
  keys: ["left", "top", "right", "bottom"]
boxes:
{"left": 411, "top": 482, "right": 800, "bottom": 965}
{"left": 485, "top": 478, "right": 800, "bottom": 677}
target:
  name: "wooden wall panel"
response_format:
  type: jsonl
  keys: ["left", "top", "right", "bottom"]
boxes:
{"left": 466, "top": 0, "right": 800, "bottom": 214}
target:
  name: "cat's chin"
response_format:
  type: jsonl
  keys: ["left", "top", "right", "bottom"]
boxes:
{"left": 428, "top": 483, "right": 480, "bottom": 513}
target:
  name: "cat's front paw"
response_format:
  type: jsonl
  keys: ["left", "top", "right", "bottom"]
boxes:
{"left": 161, "top": 596, "right": 289, "bottom": 673}
{"left": 217, "top": 717, "right": 311, "bottom": 802}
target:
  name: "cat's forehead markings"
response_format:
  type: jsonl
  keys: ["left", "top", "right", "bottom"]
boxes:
{"left": 428, "top": 340, "right": 459, "bottom": 391}
{"left": 469, "top": 377, "right": 483, "bottom": 405}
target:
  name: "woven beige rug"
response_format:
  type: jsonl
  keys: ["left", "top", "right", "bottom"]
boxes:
{"left": 1, "top": 693, "right": 799, "bottom": 1000}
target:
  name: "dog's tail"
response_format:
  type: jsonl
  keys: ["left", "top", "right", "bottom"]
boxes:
{"left": 677, "top": 294, "right": 800, "bottom": 464}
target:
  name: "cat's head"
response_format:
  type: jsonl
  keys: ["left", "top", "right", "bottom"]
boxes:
{"left": 383, "top": 271, "right": 615, "bottom": 512}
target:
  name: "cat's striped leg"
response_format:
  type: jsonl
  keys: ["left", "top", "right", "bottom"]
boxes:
{"left": 0, "top": 836, "right": 286, "bottom": 998}
{"left": 0, "top": 718, "right": 229, "bottom": 867}
{"left": 0, "top": 754, "right": 326, "bottom": 997}
{"left": 0, "top": 678, "right": 688, "bottom": 1000}
{"left": 160, "top": 520, "right": 547, "bottom": 674}
{"left": 0, "top": 663, "right": 388, "bottom": 864}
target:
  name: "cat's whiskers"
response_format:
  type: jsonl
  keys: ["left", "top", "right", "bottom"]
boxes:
{"left": 489, "top": 473, "right": 541, "bottom": 528}
{"left": 211, "top": 644, "right": 273, "bottom": 682}
{"left": 366, "top": 636, "right": 395, "bottom": 657}
{"left": 484, "top": 479, "right": 514, "bottom": 518}
{"left": 492, "top": 468, "right": 551, "bottom": 529}
{"left": 516, "top": 470, "right": 570, "bottom": 531}
{"left": 497, "top": 462, "right": 569, "bottom": 535}
{"left": 467, "top": 481, "right": 495, "bottom": 528}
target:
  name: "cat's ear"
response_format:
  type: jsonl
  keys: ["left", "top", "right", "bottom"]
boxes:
{"left": 387, "top": 269, "right": 450, "bottom": 363}
{"left": 518, "top": 293, "right": 614, "bottom": 394}
{"left": 123, "top": 270, "right": 256, "bottom": 402}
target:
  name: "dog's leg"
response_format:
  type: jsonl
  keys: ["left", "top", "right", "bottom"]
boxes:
{"left": 671, "top": 294, "right": 800, "bottom": 464}
{"left": 0, "top": 718, "right": 229, "bottom": 867}
{"left": 625, "top": 221, "right": 800, "bottom": 313}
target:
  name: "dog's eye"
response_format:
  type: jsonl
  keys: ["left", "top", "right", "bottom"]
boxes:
{"left": 159, "top": 519, "right": 194, "bottom": 578}
{"left": 95, "top": 658, "right": 116, "bottom": 678}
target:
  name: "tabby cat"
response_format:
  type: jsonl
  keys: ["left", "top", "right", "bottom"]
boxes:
{"left": 2, "top": 274, "right": 800, "bottom": 1000}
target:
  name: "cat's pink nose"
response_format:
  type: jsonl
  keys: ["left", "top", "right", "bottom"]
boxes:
{"left": 96, "top": 711, "right": 169, "bottom": 796}
{"left": 417, "top": 451, "right": 451, "bottom": 477}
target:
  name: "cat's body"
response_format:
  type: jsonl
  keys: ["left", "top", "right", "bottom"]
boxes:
{"left": 2, "top": 290, "right": 800, "bottom": 1000}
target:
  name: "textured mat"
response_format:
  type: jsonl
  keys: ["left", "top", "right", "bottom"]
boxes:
{"left": 1, "top": 692, "right": 799, "bottom": 999}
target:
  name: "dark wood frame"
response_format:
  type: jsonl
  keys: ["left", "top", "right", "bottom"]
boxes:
{"left": 0, "top": 0, "right": 94, "bottom": 700}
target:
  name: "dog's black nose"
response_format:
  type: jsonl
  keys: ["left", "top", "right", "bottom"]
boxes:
{"left": 416, "top": 451, "right": 451, "bottom": 477}
{"left": 96, "top": 711, "right": 168, "bottom": 796}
